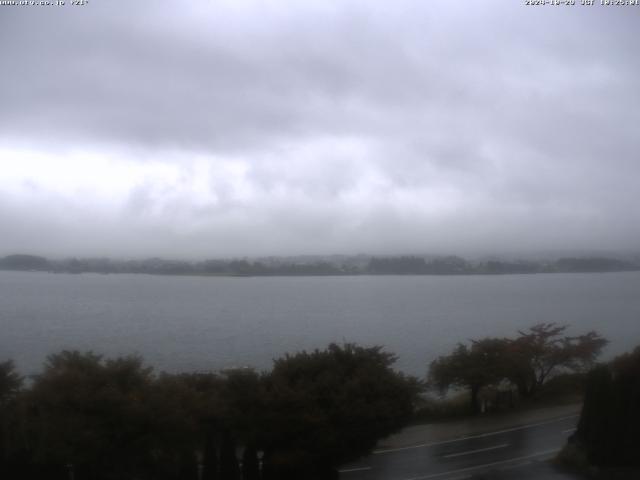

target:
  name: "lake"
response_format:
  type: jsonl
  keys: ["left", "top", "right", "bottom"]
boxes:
{"left": 1, "top": 270, "right": 639, "bottom": 377}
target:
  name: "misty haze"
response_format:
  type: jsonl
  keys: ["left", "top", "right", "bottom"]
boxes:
{"left": 0, "top": 1, "right": 639, "bottom": 480}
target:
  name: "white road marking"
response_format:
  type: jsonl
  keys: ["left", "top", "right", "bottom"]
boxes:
{"left": 562, "top": 428, "right": 576, "bottom": 434}
{"left": 338, "top": 466, "right": 372, "bottom": 473}
{"left": 374, "top": 414, "right": 578, "bottom": 454}
{"left": 443, "top": 443, "right": 509, "bottom": 459}
{"left": 401, "top": 448, "right": 560, "bottom": 480}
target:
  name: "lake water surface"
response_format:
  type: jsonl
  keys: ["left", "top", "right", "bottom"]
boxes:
{"left": 1, "top": 271, "right": 639, "bottom": 376}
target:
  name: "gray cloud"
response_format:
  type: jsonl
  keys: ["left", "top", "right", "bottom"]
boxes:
{"left": 0, "top": 0, "right": 638, "bottom": 258}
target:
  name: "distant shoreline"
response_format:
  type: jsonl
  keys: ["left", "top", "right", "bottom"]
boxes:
{"left": 3, "top": 270, "right": 640, "bottom": 280}
{"left": 1, "top": 253, "right": 638, "bottom": 278}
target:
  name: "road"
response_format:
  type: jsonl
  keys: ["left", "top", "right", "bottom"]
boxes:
{"left": 339, "top": 414, "right": 582, "bottom": 479}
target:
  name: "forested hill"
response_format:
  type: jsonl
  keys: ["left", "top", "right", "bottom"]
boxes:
{"left": 1, "top": 254, "right": 638, "bottom": 277}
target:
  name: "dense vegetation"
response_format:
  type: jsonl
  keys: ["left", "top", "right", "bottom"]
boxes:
{"left": 428, "top": 324, "right": 607, "bottom": 413}
{"left": 0, "top": 344, "right": 420, "bottom": 480}
{"left": 569, "top": 346, "right": 640, "bottom": 468}
{"left": 1, "top": 253, "right": 638, "bottom": 276}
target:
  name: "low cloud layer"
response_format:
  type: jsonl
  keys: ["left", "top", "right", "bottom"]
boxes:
{"left": 1, "top": 0, "right": 638, "bottom": 258}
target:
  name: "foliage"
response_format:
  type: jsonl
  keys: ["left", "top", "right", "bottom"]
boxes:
{"left": 428, "top": 323, "right": 607, "bottom": 412}
{"left": 0, "top": 254, "right": 49, "bottom": 271}
{"left": 2, "top": 253, "right": 638, "bottom": 276}
{"left": 555, "top": 257, "right": 635, "bottom": 273}
{"left": 573, "top": 346, "right": 640, "bottom": 467}
{"left": 411, "top": 392, "right": 475, "bottom": 423}
{"left": 0, "top": 360, "right": 22, "bottom": 404}
{"left": 261, "top": 343, "right": 422, "bottom": 478}
{"left": 367, "top": 256, "right": 471, "bottom": 275}
{"left": 0, "top": 360, "right": 23, "bottom": 477}
{"left": 429, "top": 338, "right": 511, "bottom": 413}
{"left": 507, "top": 323, "right": 607, "bottom": 397}
{"left": 0, "top": 344, "right": 421, "bottom": 480}
{"left": 24, "top": 351, "right": 160, "bottom": 479}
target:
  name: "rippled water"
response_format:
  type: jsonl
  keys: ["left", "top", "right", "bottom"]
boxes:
{"left": 1, "top": 270, "right": 639, "bottom": 376}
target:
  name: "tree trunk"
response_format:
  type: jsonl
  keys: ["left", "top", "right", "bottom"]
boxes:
{"left": 203, "top": 430, "right": 219, "bottom": 480}
{"left": 470, "top": 384, "right": 481, "bottom": 414}
{"left": 219, "top": 432, "right": 239, "bottom": 480}
{"left": 242, "top": 445, "right": 259, "bottom": 480}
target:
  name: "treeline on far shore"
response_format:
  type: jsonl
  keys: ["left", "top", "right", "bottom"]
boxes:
{"left": 1, "top": 253, "right": 639, "bottom": 277}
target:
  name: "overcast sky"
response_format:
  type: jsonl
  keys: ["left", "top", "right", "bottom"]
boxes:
{"left": 0, "top": 0, "right": 638, "bottom": 259}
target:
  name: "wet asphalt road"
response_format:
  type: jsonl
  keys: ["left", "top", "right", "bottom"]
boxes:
{"left": 339, "top": 415, "right": 582, "bottom": 480}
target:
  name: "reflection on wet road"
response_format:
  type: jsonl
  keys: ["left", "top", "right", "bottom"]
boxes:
{"left": 339, "top": 415, "right": 582, "bottom": 479}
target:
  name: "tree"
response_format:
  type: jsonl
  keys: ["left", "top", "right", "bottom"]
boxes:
{"left": 143, "top": 372, "right": 215, "bottom": 480}
{"left": 572, "top": 346, "right": 640, "bottom": 467}
{"left": 428, "top": 324, "right": 608, "bottom": 410}
{"left": 507, "top": 323, "right": 608, "bottom": 397}
{"left": 0, "top": 254, "right": 49, "bottom": 271}
{"left": 261, "top": 343, "right": 422, "bottom": 479}
{"left": 214, "top": 368, "right": 266, "bottom": 480}
{"left": 0, "top": 361, "right": 23, "bottom": 474}
{"left": 25, "top": 351, "right": 158, "bottom": 479}
{"left": 0, "top": 361, "right": 22, "bottom": 405}
{"left": 163, "top": 372, "right": 226, "bottom": 480}
{"left": 367, "top": 256, "right": 428, "bottom": 274}
{"left": 429, "top": 338, "right": 510, "bottom": 413}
